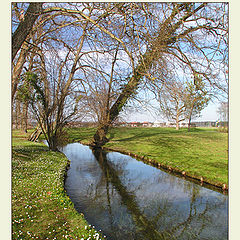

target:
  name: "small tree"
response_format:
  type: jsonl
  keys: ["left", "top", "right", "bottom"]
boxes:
{"left": 24, "top": 71, "right": 84, "bottom": 151}
{"left": 184, "top": 75, "right": 210, "bottom": 131}
{"left": 217, "top": 102, "right": 228, "bottom": 122}
{"left": 157, "top": 75, "right": 210, "bottom": 130}
{"left": 158, "top": 81, "right": 186, "bottom": 130}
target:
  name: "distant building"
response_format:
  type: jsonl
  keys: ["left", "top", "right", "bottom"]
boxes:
{"left": 142, "top": 121, "right": 153, "bottom": 127}
{"left": 153, "top": 120, "right": 166, "bottom": 127}
{"left": 128, "top": 122, "right": 139, "bottom": 127}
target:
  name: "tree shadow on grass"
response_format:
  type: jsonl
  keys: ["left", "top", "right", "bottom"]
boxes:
{"left": 114, "top": 132, "right": 161, "bottom": 142}
{"left": 13, "top": 145, "right": 49, "bottom": 157}
{"left": 113, "top": 129, "right": 192, "bottom": 143}
{"left": 151, "top": 136, "right": 193, "bottom": 151}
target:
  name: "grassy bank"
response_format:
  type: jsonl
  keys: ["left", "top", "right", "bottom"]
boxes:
{"left": 67, "top": 127, "right": 228, "bottom": 189}
{"left": 12, "top": 130, "right": 105, "bottom": 240}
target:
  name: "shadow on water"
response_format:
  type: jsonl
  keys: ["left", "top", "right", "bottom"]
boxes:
{"left": 62, "top": 143, "right": 228, "bottom": 240}
{"left": 92, "top": 149, "right": 168, "bottom": 240}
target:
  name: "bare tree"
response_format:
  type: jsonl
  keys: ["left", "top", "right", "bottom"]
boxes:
{"left": 25, "top": 20, "right": 89, "bottom": 150}
{"left": 217, "top": 101, "right": 228, "bottom": 122}
{"left": 12, "top": 3, "right": 89, "bottom": 138}
{"left": 150, "top": 71, "right": 210, "bottom": 131}
{"left": 158, "top": 81, "right": 187, "bottom": 130}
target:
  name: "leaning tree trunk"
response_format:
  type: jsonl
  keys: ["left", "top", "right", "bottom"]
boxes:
{"left": 91, "top": 36, "right": 169, "bottom": 148}
{"left": 12, "top": 2, "right": 43, "bottom": 60}
{"left": 11, "top": 42, "right": 30, "bottom": 101}
{"left": 91, "top": 49, "right": 156, "bottom": 148}
{"left": 90, "top": 4, "right": 207, "bottom": 148}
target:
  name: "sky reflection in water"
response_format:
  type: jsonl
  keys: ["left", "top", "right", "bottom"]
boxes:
{"left": 62, "top": 143, "right": 228, "bottom": 240}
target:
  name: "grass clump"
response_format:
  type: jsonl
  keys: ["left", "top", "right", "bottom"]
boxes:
{"left": 12, "top": 130, "right": 105, "bottom": 240}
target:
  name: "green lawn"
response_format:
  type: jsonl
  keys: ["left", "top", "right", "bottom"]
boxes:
{"left": 12, "top": 130, "right": 105, "bottom": 240}
{"left": 67, "top": 127, "right": 228, "bottom": 188}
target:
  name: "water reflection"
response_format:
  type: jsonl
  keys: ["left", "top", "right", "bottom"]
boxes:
{"left": 63, "top": 143, "right": 228, "bottom": 240}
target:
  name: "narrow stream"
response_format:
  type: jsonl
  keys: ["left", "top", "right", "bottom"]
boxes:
{"left": 61, "top": 142, "right": 228, "bottom": 240}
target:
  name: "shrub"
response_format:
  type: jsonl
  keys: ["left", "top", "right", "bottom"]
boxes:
{"left": 218, "top": 127, "right": 228, "bottom": 133}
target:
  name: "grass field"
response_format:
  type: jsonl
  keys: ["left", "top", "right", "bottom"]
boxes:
{"left": 66, "top": 127, "right": 228, "bottom": 188}
{"left": 12, "top": 130, "right": 105, "bottom": 240}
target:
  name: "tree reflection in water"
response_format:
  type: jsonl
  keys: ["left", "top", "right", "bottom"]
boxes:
{"left": 63, "top": 143, "right": 228, "bottom": 240}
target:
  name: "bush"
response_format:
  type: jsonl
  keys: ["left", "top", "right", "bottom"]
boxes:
{"left": 218, "top": 127, "right": 228, "bottom": 133}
